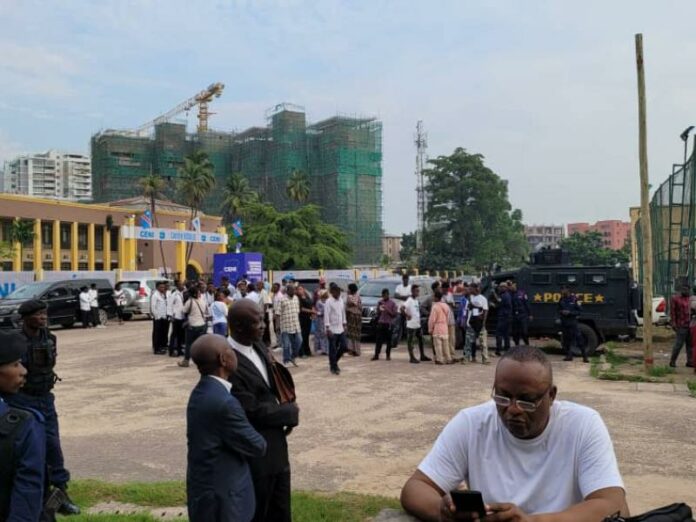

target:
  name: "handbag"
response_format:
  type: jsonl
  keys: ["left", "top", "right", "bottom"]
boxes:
{"left": 604, "top": 503, "right": 694, "bottom": 522}
{"left": 262, "top": 347, "right": 296, "bottom": 404}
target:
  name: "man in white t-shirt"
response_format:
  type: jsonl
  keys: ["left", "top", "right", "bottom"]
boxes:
{"left": 400, "top": 346, "right": 627, "bottom": 521}
{"left": 395, "top": 274, "right": 411, "bottom": 300}
{"left": 468, "top": 283, "right": 489, "bottom": 364}
{"left": 403, "top": 285, "right": 431, "bottom": 364}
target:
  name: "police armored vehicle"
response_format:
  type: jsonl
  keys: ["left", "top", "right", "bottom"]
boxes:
{"left": 482, "top": 249, "right": 638, "bottom": 355}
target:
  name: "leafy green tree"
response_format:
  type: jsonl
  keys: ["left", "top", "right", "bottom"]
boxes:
{"left": 400, "top": 232, "right": 417, "bottom": 263}
{"left": 8, "top": 218, "right": 34, "bottom": 268}
{"left": 286, "top": 169, "right": 310, "bottom": 204}
{"left": 138, "top": 173, "right": 168, "bottom": 276}
{"left": 178, "top": 151, "right": 216, "bottom": 265}
{"left": 237, "top": 203, "right": 351, "bottom": 269}
{"left": 421, "top": 147, "right": 528, "bottom": 271}
{"left": 221, "top": 173, "right": 259, "bottom": 222}
{"left": 0, "top": 241, "right": 15, "bottom": 262}
{"left": 559, "top": 231, "right": 629, "bottom": 265}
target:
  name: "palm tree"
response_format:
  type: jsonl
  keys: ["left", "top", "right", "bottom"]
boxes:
{"left": 221, "top": 173, "right": 259, "bottom": 222}
{"left": 9, "top": 218, "right": 34, "bottom": 269}
{"left": 0, "top": 241, "right": 14, "bottom": 262}
{"left": 177, "top": 151, "right": 215, "bottom": 265}
{"left": 286, "top": 169, "right": 310, "bottom": 204}
{"left": 138, "top": 173, "right": 169, "bottom": 276}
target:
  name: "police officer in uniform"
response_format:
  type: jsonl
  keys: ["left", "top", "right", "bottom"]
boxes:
{"left": 0, "top": 330, "right": 47, "bottom": 521}
{"left": 558, "top": 286, "right": 588, "bottom": 362}
{"left": 510, "top": 281, "right": 532, "bottom": 347}
{"left": 494, "top": 283, "right": 512, "bottom": 356}
{"left": 5, "top": 300, "right": 81, "bottom": 515}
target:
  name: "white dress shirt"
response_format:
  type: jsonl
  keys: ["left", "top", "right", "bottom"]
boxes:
{"left": 88, "top": 288, "right": 99, "bottom": 308}
{"left": 325, "top": 296, "right": 346, "bottom": 334}
{"left": 79, "top": 291, "right": 91, "bottom": 312}
{"left": 209, "top": 375, "right": 232, "bottom": 393}
{"left": 150, "top": 291, "right": 168, "bottom": 320}
{"left": 228, "top": 337, "right": 270, "bottom": 387}
{"left": 168, "top": 290, "right": 185, "bottom": 320}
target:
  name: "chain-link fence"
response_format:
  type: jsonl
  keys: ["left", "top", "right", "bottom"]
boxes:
{"left": 636, "top": 146, "right": 696, "bottom": 298}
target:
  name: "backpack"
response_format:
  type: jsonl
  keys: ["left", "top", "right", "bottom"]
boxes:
{"left": 604, "top": 504, "right": 694, "bottom": 522}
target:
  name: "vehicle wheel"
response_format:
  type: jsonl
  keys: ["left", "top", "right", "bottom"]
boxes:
{"left": 99, "top": 309, "right": 109, "bottom": 327}
{"left": 60, "top": 320, "right": 75, "bottom": 329}
{"left": 574, "top": 323, "right": 598, "bottom": 356}
{"left": 122, "top": 312, "right": 133, "bottom": 321}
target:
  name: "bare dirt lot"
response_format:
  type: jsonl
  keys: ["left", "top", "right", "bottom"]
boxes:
{"left": 52, "top": 321, "right": 696, "bottom": 514}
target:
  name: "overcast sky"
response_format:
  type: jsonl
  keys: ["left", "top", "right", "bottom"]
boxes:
{"left": 2, "top": 1, "right": 696, "bottom": 234}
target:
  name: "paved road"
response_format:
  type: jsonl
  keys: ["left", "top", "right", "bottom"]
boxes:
{"left": 51, "top": 321, "right": 696, "bottom": 514}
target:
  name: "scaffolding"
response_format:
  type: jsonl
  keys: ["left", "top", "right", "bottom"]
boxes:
{"left": 90, "top": 104, "right": 384, "bottom": 264}
{"left": 635, "top": 143, "right": 696, "bottom": 299}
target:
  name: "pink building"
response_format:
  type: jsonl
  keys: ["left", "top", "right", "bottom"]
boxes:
{"left": 567, "top": 220, "right": 630, "bottom": 250}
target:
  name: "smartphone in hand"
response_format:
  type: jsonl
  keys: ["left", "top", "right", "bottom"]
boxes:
{"left": 450, "top": 490, "right": 486, "bottom": 518}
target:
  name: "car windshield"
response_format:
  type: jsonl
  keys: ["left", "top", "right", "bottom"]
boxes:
{"left": 4, "top": 282, "right": 53, "bottom": 300}
{"left": 359, "top": 281, "right": 399, "bottom": 297}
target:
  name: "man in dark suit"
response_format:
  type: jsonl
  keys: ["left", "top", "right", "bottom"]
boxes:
{"left": 186, "top": 334, "right": 267, "bottom": 522}
{"left": 228, "top": 300, "right": 300, "bottom": 522}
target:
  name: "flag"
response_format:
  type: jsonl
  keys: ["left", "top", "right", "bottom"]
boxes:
{"left": 140, "top": 210, "right": 152, "bottom": 229}
{"left": 191, "top": 216, "right": 201, "bottom": 232}
{"left": 232, "top": 220, "right": 243, "bottom": 237}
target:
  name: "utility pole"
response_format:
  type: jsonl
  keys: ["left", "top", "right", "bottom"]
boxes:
{"left": 415, "top": 121, "right": 428, "bottom": 251}
{"left": 635, "top": 33, "right": 654, "bottom": 371}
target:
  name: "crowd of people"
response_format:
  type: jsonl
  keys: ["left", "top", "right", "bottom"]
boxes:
{"left": 6, "top": 272, "right": 686, "bottom": 521}
{"left": 139, "top": 271, "right": 604, "bottom": 378}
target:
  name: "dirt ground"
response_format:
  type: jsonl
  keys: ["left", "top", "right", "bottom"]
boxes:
{"left": 51, "top": 321, "right": 696, "bottom": 514}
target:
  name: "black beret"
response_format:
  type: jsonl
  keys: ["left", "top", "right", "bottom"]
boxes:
{"left": 0, "top": 332, "right": 26, "bottom": 365}
{"left": 18, "top": 299, "right": 47, "bottom": 317}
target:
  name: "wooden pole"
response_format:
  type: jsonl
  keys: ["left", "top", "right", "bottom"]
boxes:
{"left": 636, "top": 34, "right": 654, "bottom": 371}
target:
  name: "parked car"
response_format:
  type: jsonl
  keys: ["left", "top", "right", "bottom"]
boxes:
{"left": 634, "top": 296, "right": 669, "bottom": 326}
{"left": 117, "top": 277, "right": 175, "bottom": 318}
{"left": 359, "top": 276, "right": 435, "bottom": 339}
{"left": 0, "top": 278, "right": 117, "bottom": 329}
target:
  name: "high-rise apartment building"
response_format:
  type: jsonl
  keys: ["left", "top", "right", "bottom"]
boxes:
{"left": 524, "top": 224, "right": 565, "bottom": 251}
{"left": 567, "top": 220, "right": 630, "bottom": 250}
{"left": 1, "top": 151, "right": 92, "bottom": 201}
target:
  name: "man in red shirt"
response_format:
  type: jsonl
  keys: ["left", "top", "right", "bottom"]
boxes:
{"left": 670, "top": 285, "right": 694, "bottom": 368}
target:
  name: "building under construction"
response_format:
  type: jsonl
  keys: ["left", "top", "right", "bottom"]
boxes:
{"left": 91, "top": 103, "right": 383, "bottom": 264}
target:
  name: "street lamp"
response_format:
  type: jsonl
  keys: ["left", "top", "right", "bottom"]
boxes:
{"left": 680, "top": 126, "right": 694, "bottom": 165}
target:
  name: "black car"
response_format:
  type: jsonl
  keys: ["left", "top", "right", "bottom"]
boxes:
{"left": 481, "top": 253, "right": 638, "bottom": 355}
{"left": 0, "top": 278, "right": 117, "bottom": 329}
{"left": 359, "top": 277, "right": 435, "bottom": 339}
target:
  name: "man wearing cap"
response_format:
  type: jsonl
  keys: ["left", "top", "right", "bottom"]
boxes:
{"left": 0, "top": 331, "right": 47, "bottom": 521}
{"left": 5, "top": 300, "right": 81, "bottom": 515}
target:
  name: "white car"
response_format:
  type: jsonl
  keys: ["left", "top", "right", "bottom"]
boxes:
{"left": 118, "top": 277, "right": 175, "bottom": 318}
{"left": 634, "top": 296, "right": 668, "bottom": 326}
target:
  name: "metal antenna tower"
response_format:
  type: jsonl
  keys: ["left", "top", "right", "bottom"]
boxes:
{"left": 415, "top": 120, "right": 428, "bottom": 250}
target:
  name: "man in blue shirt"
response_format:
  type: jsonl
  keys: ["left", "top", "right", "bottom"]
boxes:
{"left": 0, "top": 331, "right": 47, "bottom": 522}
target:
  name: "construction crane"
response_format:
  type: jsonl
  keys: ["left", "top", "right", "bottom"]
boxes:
{"left": 134, "top": 82, "right": 225, "bottom": 136}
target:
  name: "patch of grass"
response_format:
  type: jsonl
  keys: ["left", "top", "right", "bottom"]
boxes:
{"left": 605, "top": 348, "right": 629, "bottom": 367}
{"left": 293, "top": 491, "right": 401, "bottom": 521}
{"left": 688, "top": 380, "right": 696, "bottom": 398}
{"left": 647, "top": 365, "right": 676, "bottom": 378}
{"left": 597, "top": 371, "right": 647, "bottom": 383}
{"left": 69, "top": 480, "right": 185, "bottom": 508}
{"left": 63, "top": 481, "right": 401, "bottom": 522}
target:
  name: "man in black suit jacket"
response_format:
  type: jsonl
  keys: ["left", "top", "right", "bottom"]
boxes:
{"left": 187, "top": 334, "right": 267, "bottom": 522}
{"left": 228, "top": 300, "right": 300, "bottom": 522}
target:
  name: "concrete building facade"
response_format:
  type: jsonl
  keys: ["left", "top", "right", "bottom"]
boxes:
{"left": 567, "top": 220, "right": 630, "bottom": 250}
{"left": 524, "top": 224, "right": 564, "bottom": 251}
{"left": 2, "top": 151, "right": 93, "bottom": 201}
{"left": 381, "top": 234, "right": 401, "bottom": 263}
{"left": 0, "top": 194, "right": 225, "bottom": 278}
